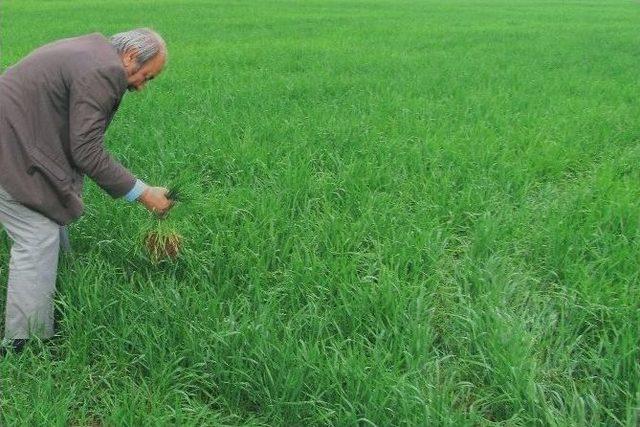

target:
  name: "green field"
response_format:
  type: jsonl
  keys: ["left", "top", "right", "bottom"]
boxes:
{"left": 1, "top": 0, "right": 640, "bottom": 425}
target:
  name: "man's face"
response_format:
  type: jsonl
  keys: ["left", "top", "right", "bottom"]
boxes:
{"left": 122, "top": 50, "right": 166, "bottom": 92}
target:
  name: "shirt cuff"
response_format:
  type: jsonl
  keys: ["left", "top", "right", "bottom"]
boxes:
{"left": 123, "top": 179, "right": 148, "bottom": 202}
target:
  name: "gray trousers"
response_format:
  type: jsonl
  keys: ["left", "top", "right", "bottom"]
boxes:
{"left": 0, "top": 185, "right": 60, "bottom": 341}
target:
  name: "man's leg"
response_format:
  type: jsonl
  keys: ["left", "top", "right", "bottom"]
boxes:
{"left": 0, "top": 186, "right": 60, "bottom": 341}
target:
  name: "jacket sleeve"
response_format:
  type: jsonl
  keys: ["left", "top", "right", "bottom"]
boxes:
{"left": 68, "top": 70, "right": 136, "bottom": 198}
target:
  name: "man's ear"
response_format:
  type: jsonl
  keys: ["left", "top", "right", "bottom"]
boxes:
{"left": 122, "top": 49, "right": 140, "bottom": 72}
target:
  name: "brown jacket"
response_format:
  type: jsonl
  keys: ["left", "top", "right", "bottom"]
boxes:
{"left": 0, "top": 33, "right": 136, "bottom": 225}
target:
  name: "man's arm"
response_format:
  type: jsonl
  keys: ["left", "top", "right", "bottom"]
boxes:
{"left": 68, "top": 71, "right": 172, "bottom": 214}
{"left": 68, "top": 71, "right": 136, "bottom": 197}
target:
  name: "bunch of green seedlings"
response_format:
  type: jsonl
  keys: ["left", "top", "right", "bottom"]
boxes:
{"left": 143, "top": 184, "right": 188, "bottom": 263}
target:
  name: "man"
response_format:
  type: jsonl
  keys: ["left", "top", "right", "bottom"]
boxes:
{"left": 0, "top": 28, "right": 172, "bottom": 354}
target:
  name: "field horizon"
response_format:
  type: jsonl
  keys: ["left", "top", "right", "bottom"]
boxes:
{"left": 1, "top": 0, "right": 639, "bottom": 425}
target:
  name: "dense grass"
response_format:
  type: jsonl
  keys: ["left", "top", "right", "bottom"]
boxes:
{"left": 2, "top": 0, "right": 640, "bottom": 425}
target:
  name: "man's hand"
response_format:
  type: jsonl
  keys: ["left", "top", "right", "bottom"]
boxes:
{"left": 138, "top": 186, "right": 173, "bottom": 216}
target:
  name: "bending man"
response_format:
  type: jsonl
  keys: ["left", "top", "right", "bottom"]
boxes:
{"left": 0, "top": 29, "right": 172, "bottom": 354}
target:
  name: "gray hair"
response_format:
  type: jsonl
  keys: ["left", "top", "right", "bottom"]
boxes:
{"left": 110, "top": 28, "right": 166, "bottom": 66}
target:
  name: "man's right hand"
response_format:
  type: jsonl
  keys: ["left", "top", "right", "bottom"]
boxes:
{"left": 138, "top": 186, "right": 173, "bottom": 216}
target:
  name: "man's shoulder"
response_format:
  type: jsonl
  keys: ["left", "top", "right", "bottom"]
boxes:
{"left": 63, "top": 34, "right": 121, "bottom": 70}
{"left": 37, "top": 33, "right": 109, "bottom": 60}
{"left": 60, "top": 34, "right": 126, "bottom": 94}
